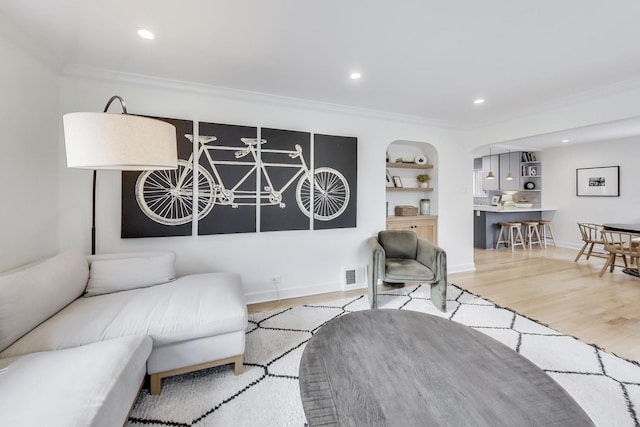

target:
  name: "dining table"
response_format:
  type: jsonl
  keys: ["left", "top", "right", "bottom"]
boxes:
{"left": 602, "top": 224, "right": 640, "bottom": 277}
{"left": 602, "top": 223, "right": 640, "bottom": 233}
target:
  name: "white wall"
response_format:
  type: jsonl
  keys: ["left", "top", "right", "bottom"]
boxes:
{"left": 0, "top": 34, "right": 60, "bottom": 271}
{"left": 542, "top": 137, "right": 640, "bottom": 248}
{"left": 57, "top": 70, "right": 475, "bottom": 303}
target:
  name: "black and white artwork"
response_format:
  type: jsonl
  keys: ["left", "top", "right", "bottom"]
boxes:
{"left": 121, "top": 117, "right": 357, "bottom": 238}
{"left": 197, "top": 122, "right": 258, "bottom": 235}
{"left": 121, "top": 117, "right": 193, "bottom": 238}
{"left": 260, "top": 128, "right": 312, "bottom": 232}
{"left": 313, "top": 134, "right": 357, "bottom": 230}
{"left": 576, "top": 166, "right": 620, "bottom": 197}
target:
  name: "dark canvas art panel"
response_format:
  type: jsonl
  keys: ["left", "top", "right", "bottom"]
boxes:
{"left": 313, "top": 134, "right": 357, "bottom": 230}
{"left": 197, "top": 122, "right": 258, "bottom": 235}
{"left": 260, "top": 128, "right": 312, "bottom": 232}
{"left": 121, "top": 117, "right": 194, "bottom": 238}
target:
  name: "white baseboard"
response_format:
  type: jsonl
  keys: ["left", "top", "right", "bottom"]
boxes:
{"left": 245, "top": 281, "right": 343, "bottom": 305}
{"left": 246, "top": 262, "right": 476, "bottom": 305}
{"left": 448, "top": 262, "right": 476, "bottom": 273}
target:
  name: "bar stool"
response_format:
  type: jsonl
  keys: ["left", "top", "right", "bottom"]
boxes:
{"left": 522, "top": 220, "right": 543, "bottom": 249}
{"left": 496, "top": 222, "right": 526, "bottom": 252}
{"left": 538, "top": 220, "right": 557, "bottom": 248}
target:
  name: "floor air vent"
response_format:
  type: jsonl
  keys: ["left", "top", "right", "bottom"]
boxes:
{"left": 343, "top": 266, "right": 367, "bottom": 289}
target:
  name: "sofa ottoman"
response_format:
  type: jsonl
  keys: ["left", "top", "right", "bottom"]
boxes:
{"left": 0, "top": 335, "right": 152, "bottom": 427}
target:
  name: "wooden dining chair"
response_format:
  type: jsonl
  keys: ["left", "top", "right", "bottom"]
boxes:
{"left": 598, "top": 230, "right": 640, "bottom": 277}
{"left": 575, "top": 223, "right": 607, "bottom": 262}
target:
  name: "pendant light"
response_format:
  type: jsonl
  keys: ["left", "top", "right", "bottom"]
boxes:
{"left": 506, "top": 149, "right": 514, "bottom": 180}
{"left": 486, "top": 147, "right": 495, "bottom": 179}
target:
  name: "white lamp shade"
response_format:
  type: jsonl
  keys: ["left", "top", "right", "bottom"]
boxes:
{"left": 63, "top": 112, "right": 178, "bottom": 170}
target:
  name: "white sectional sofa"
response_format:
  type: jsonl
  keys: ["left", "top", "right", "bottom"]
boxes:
{"left": 0, "top": 250, "right": 248, "bottom": 426}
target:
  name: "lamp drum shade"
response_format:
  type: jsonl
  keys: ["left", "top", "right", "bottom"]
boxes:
{"left": 63, "top": 112, "right": 178, "bottom": 170}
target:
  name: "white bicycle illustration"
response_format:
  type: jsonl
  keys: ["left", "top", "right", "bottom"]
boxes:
{"left": 135, "top": 134, "right": 350, "bottom": 226}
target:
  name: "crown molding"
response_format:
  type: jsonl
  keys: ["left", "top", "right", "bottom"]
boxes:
{"left": 61, "top": 65, "right": 461, "bottom": 130}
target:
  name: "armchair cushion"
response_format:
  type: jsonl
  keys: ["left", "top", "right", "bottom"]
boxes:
{"left": 378, "top": 230, "right": 417, "bottom": 259}
{"left": 384, "top": 258, "right": 435, "bottom": 282}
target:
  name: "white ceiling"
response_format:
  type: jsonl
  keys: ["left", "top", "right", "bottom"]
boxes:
{"left": 3, "top": 0, "right": 640, "bottom": 147}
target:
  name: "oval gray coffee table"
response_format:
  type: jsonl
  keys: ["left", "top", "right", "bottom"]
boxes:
{"left": 299, "top": 309, "right": 593, "bottom": 427}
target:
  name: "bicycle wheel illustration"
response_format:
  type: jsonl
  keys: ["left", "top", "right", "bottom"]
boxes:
{"left": 135, "top": 159, "right": 216, "bottom": 226}
{"left": 296, "top": 167, "right": 350, "bottom": 221}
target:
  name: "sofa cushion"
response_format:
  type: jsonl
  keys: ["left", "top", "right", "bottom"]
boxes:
{"left": 0, "top": 272, "right": 248, "bottom": 359}
{"left": 86, "top": 251, "right": 176, "bottom": 296}
{"left": 0, "top": 335, "right": 152, "bottom": 427}
{"left": 0, "top": 250, "right": 88, "bottom": 353}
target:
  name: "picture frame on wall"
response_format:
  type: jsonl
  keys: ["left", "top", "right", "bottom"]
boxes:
{"left": 393, "top": 176, "right": 403, "bottom": 188}
{"left": 576, "top": 166, "right": 620, "bottom": 197}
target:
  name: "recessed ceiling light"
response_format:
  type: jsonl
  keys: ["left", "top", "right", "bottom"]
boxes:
{"left": 473, "top": 98, "right": 485, "bottom": 105}
{"left": 561, "top": 139, "right": 570, "bottom": 143}
{"left": 137, "top": 29, "right": 155, "bottom": 40}
{"left": 350, "top": 72, "right": 361, "bottom": 80}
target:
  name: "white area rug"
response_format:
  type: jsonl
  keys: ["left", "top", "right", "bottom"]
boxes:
{"left": 127, "top": 284, "right": 640, "bottom": 426}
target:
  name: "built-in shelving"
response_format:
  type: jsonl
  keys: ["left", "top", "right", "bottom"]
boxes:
{"left": 385, "top": 145, "right": 437, "bottom": 218}
{"left": 387, "top": 162, "right": 434, "bottom": 169}
{"left": 520, "top": 153, "right": 542, "bottom": 192}
{"left": 387, "top": 187, "right": 434, "bottom": 192}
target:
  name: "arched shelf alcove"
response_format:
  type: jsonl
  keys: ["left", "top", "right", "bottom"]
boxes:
{"left": 385, "top": 140, "right": 439, "bottom": 243}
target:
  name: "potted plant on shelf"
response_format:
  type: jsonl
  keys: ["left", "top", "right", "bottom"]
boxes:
{"left": 417, "top": 174, "right": 431, "bottom": 188}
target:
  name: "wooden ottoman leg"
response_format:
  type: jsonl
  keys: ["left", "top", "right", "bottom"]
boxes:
{"left": 234, "top": 355, "right": 244, "bottom": 375}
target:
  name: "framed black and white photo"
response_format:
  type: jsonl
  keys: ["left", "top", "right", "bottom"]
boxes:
{"left": 576, "top": 166, "right": 620, "bottom": 197}
{"left": 386, "top": 169, "right": 393, "bottom": 187}
{"left": 393, "top": 176, "right": 403, "bottom": 188}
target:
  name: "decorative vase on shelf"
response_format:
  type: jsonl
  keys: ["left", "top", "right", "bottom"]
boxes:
{"left": 420, "top": 199, "right": 431, "bottom": 215}
{"left": 416, "top": 174, "right": 430, "bottom": 188}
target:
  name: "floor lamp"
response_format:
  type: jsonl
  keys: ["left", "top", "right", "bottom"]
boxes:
{"left": 62, "top": 96, "right": 177, "bottom": 254}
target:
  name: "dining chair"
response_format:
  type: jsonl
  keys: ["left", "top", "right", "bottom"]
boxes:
{"left": 598, "top": 230, "right": 640, "bottom": 277}
{"left": 575, "top": 223, "right": 607, "bottom": 262}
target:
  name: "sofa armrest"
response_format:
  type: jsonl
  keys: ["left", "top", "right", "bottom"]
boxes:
{"left": 367, "top": 237, "right": 386, "bottom": 281}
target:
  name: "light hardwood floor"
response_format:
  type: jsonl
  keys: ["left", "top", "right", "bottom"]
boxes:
{"left": 248, "top": 246, "right": 640, "bottom": 362}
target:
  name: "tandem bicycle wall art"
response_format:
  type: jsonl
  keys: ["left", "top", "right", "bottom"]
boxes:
{"left": 121, "top": 118, "right": 357, "bottom": 238}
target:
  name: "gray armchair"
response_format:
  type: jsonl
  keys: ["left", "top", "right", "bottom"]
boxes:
{"left": 367, "top": 230, "right": 447, "bottom": 311}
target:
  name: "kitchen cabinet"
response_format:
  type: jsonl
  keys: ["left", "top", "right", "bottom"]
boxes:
{"left": 482, "top": 155, "right": 500, "bottom": 191}
{"left": 473, "top": 206, "right": 556, "bottom": 249}
{"left": 386, "top": 215, "right": 438, "bottom": 244}
{"left": 499, "top": 152, "right": 520, "bottom": 191}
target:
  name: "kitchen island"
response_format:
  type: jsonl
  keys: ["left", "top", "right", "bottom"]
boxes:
{"left": 474, "top": 205, "right": 557, "bottom": 249}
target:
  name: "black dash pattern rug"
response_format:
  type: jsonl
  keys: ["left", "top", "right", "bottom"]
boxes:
{"left": 127, "top": 284, "right": 640, "bottom": 427}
